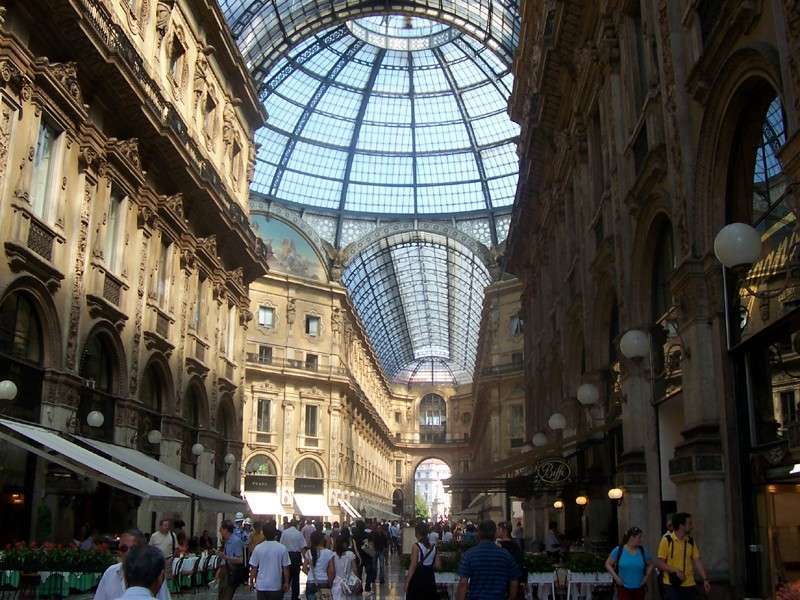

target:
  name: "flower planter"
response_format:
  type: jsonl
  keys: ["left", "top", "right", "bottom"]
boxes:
{"left": 527, "top": 572, "right": 556, "bottom": 600}
{"left": 566, "top": 572, "right": 613, "bottom": 600}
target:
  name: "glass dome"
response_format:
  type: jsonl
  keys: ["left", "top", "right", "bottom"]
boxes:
{"left": 251, "top": 15, "right": 520, "bottom": 227}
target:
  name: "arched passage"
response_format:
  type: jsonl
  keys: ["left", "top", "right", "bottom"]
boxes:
{"left": 78, "top": 326, "right": 124, "bottom": 442}
{"left": 413, "top": 457, "right": 452, "bottom": 521}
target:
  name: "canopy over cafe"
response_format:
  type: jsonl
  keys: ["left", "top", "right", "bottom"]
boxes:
{"left": 0, "top": 412, "right": 245, "bottom": 544}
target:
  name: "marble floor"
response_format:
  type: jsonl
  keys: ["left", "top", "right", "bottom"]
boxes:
{"left": 223, "top": 552, "right": 407, "bottom": 600}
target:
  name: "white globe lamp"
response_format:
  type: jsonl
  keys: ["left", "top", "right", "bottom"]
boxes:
{"left": 86, "top": 411, "right": 105, "bottom": 428}
{"left": 620, "top": 329, "right": 650, "bottom": 360}
{"left": 224, "top": 452, "right": 236, "bottom": 466}
{"left": 191, "top": 442, "right": 204, "bottom": 456}
{"left": 532, "top": 432, "right": 548, "bottom": 447}
{"left": 146, "top": 429, "right": 162, "bottom": 445}
{"left": 548, "top": 413, "right": 566, "bottom": 431}
{"left": 714, "top": 223, "right": 762, "bottom": 268}
{"left": 576, "top": 383, "right": 600, "bottom": 406}
{"left": 0, "top": 380, "right": 18, "bottom": 401}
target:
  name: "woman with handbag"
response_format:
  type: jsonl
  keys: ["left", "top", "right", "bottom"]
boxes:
{"left": 404, "top": 523, "right": 439, "bottom": 600}
{"left": 303, "top": 531, "right": 334, "bottom": 600}
{"left": 332, "top": 534, "right": 361, "bottom": 599}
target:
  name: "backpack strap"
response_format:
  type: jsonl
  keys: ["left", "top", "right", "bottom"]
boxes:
{"left": 613, "top": 546, "right": 623, "bottom": 573}
{"left": 639, "top": 546, "right": 647, "bottom": 569}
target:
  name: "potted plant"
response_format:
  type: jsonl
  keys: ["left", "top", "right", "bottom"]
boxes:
{"left": 566, "top": 552, "right": 610, "bottom": 583}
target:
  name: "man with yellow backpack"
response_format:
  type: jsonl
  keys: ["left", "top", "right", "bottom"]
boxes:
{"left": 654, "top": 513, "right": 711, "bottom": 600}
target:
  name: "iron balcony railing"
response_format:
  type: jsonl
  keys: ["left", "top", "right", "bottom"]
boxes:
{"left": 246, "top": 353, "right": 347, "bottom": 375}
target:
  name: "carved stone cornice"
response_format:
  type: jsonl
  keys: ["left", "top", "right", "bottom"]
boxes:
{"left": 107, "top": 137, "right": 145, "bottom": 185}
{"left": 86, "top": 292, "right": 129, "bottom": 330}
{"left": 32, "top": 58, "right": 86, "bottom": 124}
{"left": 624, "top": 143, "right": 668, "bottom": 216}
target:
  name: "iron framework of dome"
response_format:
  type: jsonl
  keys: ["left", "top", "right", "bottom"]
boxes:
{"left": 242, "top": 14, "right": 519, "bottom": 248}
{"left": 341, "top": 231, "right": 491, "bottom": 385}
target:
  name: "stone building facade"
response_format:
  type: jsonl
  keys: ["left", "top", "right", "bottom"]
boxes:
{"left": 0, "top": 0, "right": 266, "bottom": 540}
{"left": 508, "top": 0, "right": 800, "bottom": 596}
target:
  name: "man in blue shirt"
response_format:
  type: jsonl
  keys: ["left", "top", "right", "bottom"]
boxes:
{"left": 457, "top": 520, "right": 521, "bottom": 600}
{"left": 218, "top": 520, "right": 245, "bottom": 600}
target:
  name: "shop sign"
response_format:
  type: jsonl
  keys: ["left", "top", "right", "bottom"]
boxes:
{"left": 294, "top": 477, "right": 323, "bottom": 494}
{"left": 533, "top": 458, "right": 571, "bottom": 485}
{"left": 244, "top": 475, "right": 277, "bottom": 492}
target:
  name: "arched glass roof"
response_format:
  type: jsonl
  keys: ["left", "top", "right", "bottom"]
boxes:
{"left": 341, "top": 231, "right": 491, "bottom": 385}
{"left": 249, "top": 16, "right": 519, "bottom": 244}
{"left": 219, "top": 1, "right": 520, "bottom": 78}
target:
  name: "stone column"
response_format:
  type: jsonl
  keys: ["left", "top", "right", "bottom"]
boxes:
{"left": 669, "top": 258, "right": 730, "bottom": 581}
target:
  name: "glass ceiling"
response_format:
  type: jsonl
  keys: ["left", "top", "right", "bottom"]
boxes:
{"left": 219, "top": 1, "right": 520, "bottom": 79}
{"left": 248, "top": 16, "right": 519, "bottom": 244}
{"left": 341, "top": 231, "right": 491, "bottom": 385}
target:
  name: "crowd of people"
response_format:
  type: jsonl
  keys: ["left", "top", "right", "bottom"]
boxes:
{"left": 81, "top": 511, "right": 712, "bottom": 600}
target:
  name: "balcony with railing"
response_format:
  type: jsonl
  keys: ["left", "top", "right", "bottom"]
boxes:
{"left": 393, "top": 432, "right": 469, "bottom": 446}
{"left": 246, "top": 353, "right": 347, "bottom": 377}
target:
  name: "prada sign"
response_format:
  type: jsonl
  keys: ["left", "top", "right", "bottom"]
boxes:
{"left": 244, "top": 475, "right": 277, "bottom": 492}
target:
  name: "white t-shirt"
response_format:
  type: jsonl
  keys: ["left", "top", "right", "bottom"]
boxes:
{"left": 280, "top": 527, "right": 306, "bottom": 552}
{"left": 442, "top": 531, "right": 454, "bottom": 544}
{"left": 333, "top": 550, "right": 356, "bottom": 580}
{"left": 149, "top": 531, "right": 176, "bottom": 559}
{"left": 249, "top": 541, "right": 290, "bottom": 592}
{"left": 304, "top": 548, "right": 334, "bottom": 585}
{"left": 428, "top": 531, "right": 440, "bottom": 545}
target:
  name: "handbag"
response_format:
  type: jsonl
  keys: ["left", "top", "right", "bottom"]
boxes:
{"left": 341, "top": 556, "right": 362, "bottom": 595}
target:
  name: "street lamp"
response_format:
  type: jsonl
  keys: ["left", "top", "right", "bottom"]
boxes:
{"left": 620, "top": 330, "right": 650, "bottom": 360}
{"left": 191, "top": 442, "right": 204, "bottom": 456}
{"left": 714, "top": 223, "right": 762, "bottom": 269}
{"left": 147, "top": 429, "right": 162, "bottom": 445}
{"left": 548, "top": 413, "right": 566, "bottom": 431}
{"left": 532, "top": 432, "right": 548, "bottom": 447}
{"left": 553, "top": 499, "right": 564, "bottom": 510}
{"left": 86, "top": 411, "right": 105, "bottom": 428}
{"left": 576, "top": 383, "right": 599, "bottom": 406}
{"left": 608, "top": 487, "right": 624, "bottom": 505}
{"left": 0, "top": 380, "right": 18, "bottom": 401}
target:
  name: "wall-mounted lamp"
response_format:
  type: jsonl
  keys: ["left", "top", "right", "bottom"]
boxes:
{"left": 576, "top": 383, "right": 599, "bottom": 406}
{"left": 0, "top": 380, "right": 18, "bottom": 401}
{"left": 191, "top": 443, "right": 205, "bottom": 456}
{"left": 532, "top": 432, "right": 548, "bottom": 447}
{"left": 619, "top": 330, "right": 650, "bottom": 360}
{"left": 608, "top": 487, "right": 624, "bottom": 505}
{"left": 714, "top": 222, "right": 792, "bottom": 299}
{"left": 575, "top": 495, "right": 589, "bottom": 506}
{"left": 147, "top": 429, "right": 162, "bottom": 445}
{"left": 86, "top": 411, "right": 105, "bottom": 428}
{"left": 548, "top": 413, "right": 566, "bottom": 431}
{"left": 553, "top": 499, "right": 564, "bottom": 510}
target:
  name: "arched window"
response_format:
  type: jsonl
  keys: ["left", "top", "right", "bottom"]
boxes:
{"left": 0, "top": 293, "right": 43, "bottom": 364}
{"left": 137, "top": 363, "right": 165, "bottom": 455}
{"left": 246, "top": 455, "right": 277, "bottom": 476}
{"left": 295, "top": 458, "right": 323, "bottom": 479}
{"left": 139, "top": 365, "right": 163, "bottom": 414}
{"left": 419, "top": 393, "right": 446, "bottom": 442}
{"left": 78, "top": 333, "right": 117, "bottom": 441}
{"left": 651, "top": 222, "right": 675, "bottom": 322}
{"left": 181, "top": 384, "right": 203, "bottom": 473}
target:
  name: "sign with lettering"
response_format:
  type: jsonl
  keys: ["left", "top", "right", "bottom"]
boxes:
{"left": 534, "top": 458, "right": 571, "bottom": 484}
{"left": 244, "top": 475, "right": 277, "bottom": 492}
{"left": 294, "top": 477, "right": 324, "bottom": 494}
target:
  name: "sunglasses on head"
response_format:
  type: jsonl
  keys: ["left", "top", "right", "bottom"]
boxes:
{"left": 628, "top": 527, "right": 642, "bottom": 536}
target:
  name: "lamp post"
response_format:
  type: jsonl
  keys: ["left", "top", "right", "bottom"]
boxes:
{"left": 189, "top": 442, "right": 203, "bottom": 538}
{"left": 223, "top": 452, "right": 236, "bottom": 493}
{"left": 0, "top": 380, "right": 18, "bottom": 401}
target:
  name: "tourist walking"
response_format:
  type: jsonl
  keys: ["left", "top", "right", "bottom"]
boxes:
{"left": 455, "top": 520, "right": 521, "bottom": 600}
{"left": 331, "top": 534, "right": 361, "bottom": 600}
{"left": 302, "top": 520, "right": 317, "bottom": 547}
{"left": 605, "top": 527, "right": 653, "bottom": 600}
{"left": 512, "top": 521, "right": 524, "bottom": 551}
{"left": 655, "top": 513, "right": 711, "bottom": 600}
{"left": 216, "top": 520, "right": 246, "bottom": 600}
{"left": 404, "top": 523, "right": 439, "bottom": 600}
{"left": 248, "top": 524, "right": 290, "bottom": 600}
{"left": 279, "top": 519, "right": 305, "bottom": 600}
{"left": 148, "top": 519, "right": 177, "bottom": 573}
{"left": 117, "top": 546, "right": 166, "bottom": 600}
{"left": 94, "top": 529, "right": 170, "bottom": 600}
{"left": 303, "top": 531, "right": 334, "bottom": 600}
{"left": 352, "top": 521, "right": 375, "bottom": 593}
{"left": 371, "top": 524, "right": 388, "bottom": 584}
{"left": 496, "top": 522, "right": 525, "bottom": 600}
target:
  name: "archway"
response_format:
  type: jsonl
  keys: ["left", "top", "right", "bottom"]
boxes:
{"left": 413, "top": 458, "right": 451, "bottom": 521}
{"left": 392, "top": 489, "right": 404, "bottom": 518}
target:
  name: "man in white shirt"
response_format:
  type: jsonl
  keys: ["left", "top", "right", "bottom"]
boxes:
{"left": 279, "top": 520, "right": 305, "bottom": 600}
{"left": 95, "top": 530, "right": 170, "bottom": 600}
{"left": 249, "top": 524, "right": 289, "bottom": 600}
{"left": 442, "top": 527, "right": 454, "bottom": 544}
{"left": 428, "top": 529, "right": 440, "bottom": 546}
{"left": 115, "top": 545, "right": 166, "bottom": 600}
{"left": 301, "top": 520, "right": 316, "bottom": 547}
{"left": 148, "top": 520, "right": 177, "bottom": 562}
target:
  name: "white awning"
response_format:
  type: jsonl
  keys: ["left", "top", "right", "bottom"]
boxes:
{"left": 294, "top": 493, "right": 331, "bottom": 517}
{"left": 78, "top": 437, "right": 246, "bottom": 514}
{"left": 363, "top": 503, "right": 399, "bottom": 520}
{"left": 245, "top": 492, "right": 283, "bottom": 516}
{"left": 0, "top": 419, "right": 187, "bottom": 511}
{"left": 338, "top": 499, "right": 361, "bottom": 520}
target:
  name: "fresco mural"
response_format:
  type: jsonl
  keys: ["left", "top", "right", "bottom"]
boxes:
{"left": 251, "top": 214, "right": 326, "bottom": 281}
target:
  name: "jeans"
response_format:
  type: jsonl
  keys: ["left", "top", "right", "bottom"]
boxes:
{"left": 663, "top": 585, "right": 698, "bottom": 600}
{"left": 375, "top": 550, "right": 386, "bottom": 582}
{"left": 288, "top": 551, "right": 302, "bottom": 600}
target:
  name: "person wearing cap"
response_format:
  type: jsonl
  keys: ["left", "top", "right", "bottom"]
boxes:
{"left": 233, "top": 513, "right": 250, "bottom": 546}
